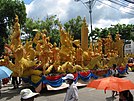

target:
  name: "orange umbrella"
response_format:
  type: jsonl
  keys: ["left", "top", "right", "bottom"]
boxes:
{"left": 87, "top": 76, "right": 134, "bottom": 92}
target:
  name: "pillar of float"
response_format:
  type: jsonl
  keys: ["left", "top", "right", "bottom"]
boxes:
{"left": 81, "top": 17, "right": 89, "bottom": 51}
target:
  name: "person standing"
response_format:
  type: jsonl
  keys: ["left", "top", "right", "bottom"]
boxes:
{"left": 63, "top": 74, "right": 78, "bottom": 101}
{"left": 112, "top": 64, "right": 119, "bottom": 77}
{"left": 111, "top": 64, "right": 119, "bottom": 97}
{"left": 12, "top": 76, "right": 19, "bottom": 89}
{"left": 0, "top": 80, "right": 1, "bottom": 96}
{"left": 20, "top": 88, "right": 39, "bottom": 101}
{"left": 119, "top": 90, "right": 133, "bottom": 101}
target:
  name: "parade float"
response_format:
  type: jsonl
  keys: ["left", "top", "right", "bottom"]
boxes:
{"left": 0, "top": 15, "right": 129, "bottom": 90}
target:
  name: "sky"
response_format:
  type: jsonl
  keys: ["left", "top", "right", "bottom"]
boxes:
{"left": 23, "top": 0, "right": 134, "bottom": 30}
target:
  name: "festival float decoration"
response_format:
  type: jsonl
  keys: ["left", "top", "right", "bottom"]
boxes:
{"left": 0, "top": 16, "right": 129, "bottom": 90}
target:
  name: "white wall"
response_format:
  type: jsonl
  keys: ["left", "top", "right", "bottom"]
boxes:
{"left": 124, "top": 40, "right": 134, "bottom": 54}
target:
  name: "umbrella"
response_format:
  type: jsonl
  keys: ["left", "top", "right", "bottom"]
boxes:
{"left": 0, "top": 66, "right": 13, "bottom": 80}
{"left": 87, "top": 76, "right": 134, "bottom": 92}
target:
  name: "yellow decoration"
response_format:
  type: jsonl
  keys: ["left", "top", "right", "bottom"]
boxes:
{"left": 31, "top": 75, "right": 41, "bottom": 83}
{"left": 81, "top": 17, "right": 88, "bottom": 51}
{"left": 1, "top": 15, "right": 129, "bottom": 81}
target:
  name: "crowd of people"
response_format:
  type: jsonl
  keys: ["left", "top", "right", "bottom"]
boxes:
{"left": 19, "top": 72, "right": 133, "bottom": 101}
{"left": 109, "top": 63, "right": 134, "bottom": 101}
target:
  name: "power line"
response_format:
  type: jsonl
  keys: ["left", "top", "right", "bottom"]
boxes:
{"left": 108, "top": 0, "right": 134, "bottom": 11}
{"left": 97, "top": 0, "right": 134, "bottom": 16}
{"left": 118, "top": 0, "right": 134, "bottom": 8}
{"left": 124, "top": 0, "right": 134, "bottom": 4}
{"left": 122, "top": 0, "right": 134, "bottom": 8}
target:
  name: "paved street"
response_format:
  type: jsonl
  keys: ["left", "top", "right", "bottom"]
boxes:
{"left": 0, "top": 71, "right": 134, "bottom": 101}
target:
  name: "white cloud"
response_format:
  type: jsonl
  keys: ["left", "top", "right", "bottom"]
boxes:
{"left": 120, "top": 3, "right": 134, "bottom": 14}
{"left": 25, "top": 0, "right": 71, "bottom": 20}
{"left": 25, "top": 0, "right": 134, "bottom": 29}
{"left": 96, "top": 0, "right": 112, "bottom": 10}
{"left": 93, "top": 17, "right": 134, "bottom": 29}
{"left": 120, "top": 18, "right": 130, "bottom": 24}
{"left": 93, "top": 19, "right": 117, "bottom": 29}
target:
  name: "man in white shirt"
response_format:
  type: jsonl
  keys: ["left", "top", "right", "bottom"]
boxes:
{"left": 63, "top": 74, "right": 78, "bottom": 101}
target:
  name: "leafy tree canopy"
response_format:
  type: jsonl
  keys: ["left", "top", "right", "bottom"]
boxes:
{"left": 64, "top": 16, "right": 83, "bottom": 40}
{"left": 25, "top": 16, "right": 83, "bottom": 45}
{"left": 0, "top": 0, "right": 26, "bottom": 56}
{"left": 92, "top": 24, "right": 134, "bottom": 41}
{"left": 0, "top": 0, "right": 26, "bottom": 28}
{"left": 25, "top": 15, "right": 61, "bottom": 45}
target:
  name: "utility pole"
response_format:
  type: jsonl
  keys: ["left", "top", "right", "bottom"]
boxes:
{"left": 85, "top": 0, "right": 94, "bottom": 33}
{"left": 74, "top": 0, "right": 96, "bottom": 51}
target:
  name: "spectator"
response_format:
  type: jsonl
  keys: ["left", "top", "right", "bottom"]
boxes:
{"left": 112, "top": 64, "right": 119, "bottom": 77}
{"left": 12, "top": 76, "right": 19, "bottom": 89}
{"left": 111, "top": 64, "right": 119, "bottom": 97}
{"left": 119, "top": 90, "right": 133, "bottom": 101}
{"left": 63, "top": 74, "right": 78, "bottom": 101}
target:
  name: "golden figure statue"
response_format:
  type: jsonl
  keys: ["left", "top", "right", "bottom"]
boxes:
{"left": 59, "top": 26, "right": 74, "bottom": 63}
{"left": 105, "top": 34, "right": 112, "bottom": 54}
{"left": 51, "top": 42, "right": 60, "bottom": 63}
{"left": 24, "top": 40, "right": 33, "bottom": 58}
{"left": 33, "top": 32, "right": 41, "bottom": 44}
{"left": 10, "top": 15, "right": 21, "bottom": 50}
{"left": 75, "top": 45, "right": 83, "bottom": 66}
{"left": 59, "top": 26, "right": 71, "bottom": 46}
{"left": 115, "top": 33, "right": 124, "bottom": 58}
{"left": 1, "top": 15, "right": 128, "bottom": 78}
{"left": 88, "top": 42, "right": 95, "bottom": 57}
{"left": 97, "top": 38, "right": 102, "bottom": 54}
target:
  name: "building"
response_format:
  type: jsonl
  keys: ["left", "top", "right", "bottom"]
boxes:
{"left": 124, "top": 40, "right": 134, "bottom": 54}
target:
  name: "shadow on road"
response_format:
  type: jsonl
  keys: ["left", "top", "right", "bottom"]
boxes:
{"left": 106, "top": 96, "right": 117, "bottom": 101}
{"left": 0, "top": 88, "right": 21, "bottom": 100}
{"left": 0, "top": 85, "right": 85, "bottom": 100}
{"left": 40, "top": 85, "right": 85, "bottom": 96}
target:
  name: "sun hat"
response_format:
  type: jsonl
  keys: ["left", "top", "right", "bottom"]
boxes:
{"left": 20, "top": 88, "right": 39, "bottom": 99}
{"left": 62, "top": 74, "right": 74, "bottom": 80}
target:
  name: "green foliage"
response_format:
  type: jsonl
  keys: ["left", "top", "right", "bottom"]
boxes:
{"left": 99, "top": 28, "right": 109, "bottom": 38}
{"left": 25, "top": 15, "right": 61, "bottom": 44}
{"left": 25, "top": 16, "right": 83, "bottom": 45}
{"left": 0, "top": 0, "right": 26, "bottom": 27}
{"left": 64, "top": 16, "right": 83, "bottom": 40}
{"left": 92, "top": 24, "right": 134, "bottom": 41}
{"left": 0, "top": 36, "right": 5, "bottom": 56}
{"left": 0, "top": 0, "right": 26, "bottom": 56}
{"left": 26, "top": 15, "right": 134, "bottom": 46}
{"left": 90, "top": 28, "right": 100, "bottom": 40}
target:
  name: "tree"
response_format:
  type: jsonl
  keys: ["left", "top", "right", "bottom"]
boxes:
{"left": 64, "top": 16, "right": 83, "bottom": 40}
{"left": 90, "top": 28, "right": 100, "bottom": 40}
{"left": 92, "top": 24, "right": 134, "bottom": 41}
{"left": 0, "top": 0, "right": 26, "bottom": 28}
{"left": 0, "top": 0, "right": 26, "bottom": 56}
{"left": 25, "top": 15, "right": 61, "bottom": 45}
{"left": 0, "top": 36, "right": 5, "bottom": 56}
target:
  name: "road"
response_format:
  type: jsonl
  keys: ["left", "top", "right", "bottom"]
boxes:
{"left": 0, "top": 71, "right": 134, "bottom": 101}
